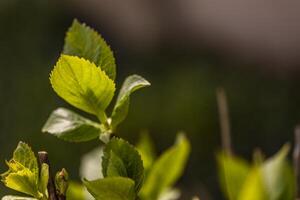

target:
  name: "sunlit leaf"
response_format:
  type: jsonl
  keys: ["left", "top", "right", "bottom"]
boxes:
{"left": 1, "top": 142, "right": 40, "bottom": 198}
{"left": 217, "top": 152, "right": 250, "bottom": 200}
{"left": 50, "top": 55, "right": 115, "bottom": 118}
{"left": 111, "top": 75, "right": 150, "bottom": 128}
{"left": 63, "top": 19, "right": 116, "bottom": 80}
{"left": 238, "top": 167, "right": 268, "bottom": 200}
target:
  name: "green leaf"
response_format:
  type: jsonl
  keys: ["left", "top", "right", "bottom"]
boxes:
{"left": 42, "top": 108, "right": 101, "bottom": 142}
{"left": 2, "top": 196, "right": 37, "bottom": 200}
{"left": 238, "top": 167, "right": 269, "bottom": 200}
{"left": 261, "top": 144, "right": 295, "bottom": 200}
{"left": 83, "top": 177, "right": 136, "bottom": 200}
{"left": 106, "top": 151, "right": 127, "bottom": 177}
{"left": 50, "top": 55, "right": 115, "bottom": 118}
{"left": 217, "top": 153, "right": 250, "bottom": 200}
{"left": 38, "top": 164, "right": 49, "bottom": 198}
{"left": 111, "top": 75, "right": 150, "bottom": 128}
{"left": 1, "top": 167, "right": 41, "bottom": 198}
{"left": 63, "top": 19, "right": 116, "bottom": 80}
{"left": 139, "top": 134, "right": 190, "bottom": 200}
{"left": 102, "top": 137, "right": 144, "bottom": 192}
{"left": 12, "top": 142, "right": 38, "bottom": 180}
{"left": 1, "top": 142, "right": 40, "bottom": 198}
{"left": 136, "top": 132, "right": 156, "bottom": 172}
{"left": 66, "top": 181, "right": 93, "bottom": 200}
{"left": 237, "top": 145, "right": 294, "bottom": 200}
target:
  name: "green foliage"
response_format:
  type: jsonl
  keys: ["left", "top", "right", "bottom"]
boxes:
{"left": 111, "top": 75, "right": 150, "bottom": 129}
{"left": 139, "top": 134, "right": 191, "bottom": 200}
{"left": 1, "top": 142, "right": 48, "bottom": 200}
{"left": 63, "top": 19, "right": 116, "bottom": 80}
{"left": 83, "top": 177, "right": 136, "bottom": 200}
{"left": 38, "top": 164, "right": 49, "bottom": 198}
{"left": 66, "top": 181, "right": 91, "bottom": 200}
{"left": 218, "top": 144, "right": 295, "bottom": 200}
{"left": 42, "top": 108, "right": 101, "bottom": 142}
{"left": 136, "top": 132, "right": 156, "bottom": 172}
{"left": 50, "top": 55, "right": 115, "bottom": 119}
{"left": 102, "top": 137, "right": 144, "bottom": 192}
{"left": 217, "top": 153, "right": 250, "bottom": 200}
{"left": 1, "top": 19, "right": 192, "bottom": 200}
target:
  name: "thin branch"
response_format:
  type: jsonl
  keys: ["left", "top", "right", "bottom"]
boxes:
{"left": 38, "top": 151, "right": 58, "bottom": 200}
{"left": 216, "top": 87, "right": 233, "bottom": 155}
{"left": 294, "top": 126, "right": 300, "bottom": 200}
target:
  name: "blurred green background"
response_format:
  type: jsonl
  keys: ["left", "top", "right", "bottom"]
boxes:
{"left": 1, "top": 0, "right": 300, "bottom": 199}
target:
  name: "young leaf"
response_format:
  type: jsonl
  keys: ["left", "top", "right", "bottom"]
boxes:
{"left": 139, "top": 134, "right": 190, "bottom": 200}
{"left": 1, "top": 142, "right": 41, "bottom": 198}
{"left": 261, "top": 144, "right": 295, "bottom": 200}
{"left": 111, "top": 75, "right": 150, "bottom": 128}
{"left": 42, "top": 108, "right": 101, "bottom": 142}
{"left": 12, "top": 142, "right": 39, "bottom": 180}
{"left": 136, "top": 132, "right": 156, "bottom": 172}
{"left": 66, "top": 181, "right": 93, "bottom": 200}
{"left": 106, "top": 151, "right": 127, "bottom": 177}
{"left": 63, "top": 19, "right": 116, "bottom": 80}
{"left": 237, "top": 167, "right": 269, "bottom": 200}
{"left": 50, "top": 55, "right": 115, "bottom": 119}
{"left": 102, "top": 137, "right": 144, "bottom": 192}
{"left": 2, "top": 196, "right": 38, "bottom": 200}
{"left": 1, "top": 168, "right": 41, "bottom": 198}
{"left": 83, "top": 177, "right": 136, "bottom": 200}
{"left": 217, "top": 153, "right": 250, "bottom": 200}
{"left": 38, "top": 163, "right": 49, "bottom": 198}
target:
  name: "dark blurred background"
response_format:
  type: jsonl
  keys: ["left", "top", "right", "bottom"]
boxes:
{"left": 1, "top": 0, "right": 300, "bottom": 199}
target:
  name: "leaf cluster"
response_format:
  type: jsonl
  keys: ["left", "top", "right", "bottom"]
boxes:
{"left": 218, "top": 145, "right": 295, "bottom": 200}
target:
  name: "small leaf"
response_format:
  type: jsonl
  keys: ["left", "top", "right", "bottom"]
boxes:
{"left": 63, "top": 19, "right": 116, "bottom": 80}
{"left": 2, "top": 196, "right": 37, "bottom": 200}
{"left": 238, "top": 167, "right": 268, "bottom": 200}
{"left": 217, "top": 152, "right": 250, "bottom": 200}
{"left": 136, "top": 132, "right": 156, "bottom": 172}
{"left": 1, "top": 142, "right": 40, "bottom": 198}
{"left": 83, "top": 177, "right": 136, "bottom": 200}
{"left": 50, "top": 55, "right": 115, "bottom": 118}
{"left": 102, "top": 137, "right": 144, "bottom": 192}
{"left": 139, "top": 134, "right": 190, "bottom": 200}
{"left": 238, "top": 145, "right": 294, "bottom": 200}
{"left": 106, "top": 151, "right": 127, "bottom": 177}
{"left": 12, "top": 142, "right": 39, "bottom": 180}
{"left": 38, "top": 164, "right": 49, "bottom": 198}
{"left": 42, "top": 108, "right": 101, "bottom": 142}
{"left": 261, "top": 144, "right": 295, "bottom": 200}
{"left": 111, "top": 75, "right": 150, "bottom": 128}
{"left": 1, "top": 168, "right": 41, "bottom": 198}
{"left": 66, "top": 181, "right": 93, "bottom": 200}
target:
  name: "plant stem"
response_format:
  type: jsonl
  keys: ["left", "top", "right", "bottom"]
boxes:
{"left": 293, "top": 125, "right": 300, "bottom": 200}
{"left": 38, "top": 151, "right": 58, "bottom": 200}
{"left": 216, "top": 87, "right": 233, "bottom": 155}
